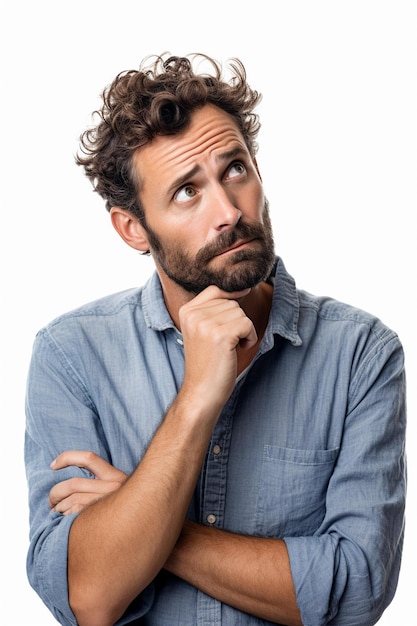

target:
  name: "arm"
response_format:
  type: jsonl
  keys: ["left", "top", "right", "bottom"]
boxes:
{"left": 67, "top": 394, "right": 214, "bottom": 625}
{"left": 165, "top": 520, "right": 302, "bottom": 626}
{"left": 50, "top": 454, "right": 302, "bottom": 625}
{"left": 63, "top": 286, "right": 258, "bottom": 626}
{"left": 26, "top": 286, "right": 255, "bottom": 625}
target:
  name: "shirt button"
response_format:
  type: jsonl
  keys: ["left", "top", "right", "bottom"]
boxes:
{"left": 206, "top": 514, "right": 217, "bottom": 525}
{"left": 213, "top": 444, "right": 221, "bottom": 455}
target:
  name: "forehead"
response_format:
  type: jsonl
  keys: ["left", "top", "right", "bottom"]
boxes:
{"left": 133, "top": 104, "right": 248, "bottom": 190}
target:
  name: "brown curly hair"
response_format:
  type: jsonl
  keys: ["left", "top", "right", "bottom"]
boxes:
{"left": 76, "top": 53, "right": 262, "bottom": 220}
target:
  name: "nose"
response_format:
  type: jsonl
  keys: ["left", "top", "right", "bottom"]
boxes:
{"left": 210, "top": 183, "right": 242, "bottom": 231}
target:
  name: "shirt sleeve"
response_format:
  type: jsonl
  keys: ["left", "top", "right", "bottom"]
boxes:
{"left": 25, "top": 327, "right": 154, "bottom": 625}
{"left": 284, "top": 327, "right": 407, "bottom": 626}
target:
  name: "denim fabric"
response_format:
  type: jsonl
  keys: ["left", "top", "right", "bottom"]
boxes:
{"left": 25, "top": 257, "right": 406, "bottom": 626}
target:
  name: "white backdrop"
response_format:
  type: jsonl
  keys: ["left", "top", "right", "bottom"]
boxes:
{"left": 1, "top": 1, "right": 415, "bottom": 624}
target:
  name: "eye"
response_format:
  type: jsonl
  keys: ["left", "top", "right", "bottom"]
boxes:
{"left": 175, "top": 185, "right": 197, "bottom": 203}
{"left": 226, "top": 161, "right": 246, "bottom": 180}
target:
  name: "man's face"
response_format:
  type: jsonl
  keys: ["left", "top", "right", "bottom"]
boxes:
{"left": 134, "top": 104, "right": 275, "bottom": 294}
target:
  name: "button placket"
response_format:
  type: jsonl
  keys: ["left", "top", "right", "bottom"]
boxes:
{"left": 200, "top": 393, "right": 238, "bottom": 529}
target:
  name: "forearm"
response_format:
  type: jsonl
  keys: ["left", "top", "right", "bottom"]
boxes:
{"left": 68, "top": 394, "right": 218, "bottom": 626}
{"left": 165, "top": 520, "right": 302, "bottom": 626}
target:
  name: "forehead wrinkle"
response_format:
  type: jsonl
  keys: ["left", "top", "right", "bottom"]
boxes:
{"left": 166, "top": 144, "right": 248, "bottom": 197}
{"left": 134, "top": 108, "right": 246, "bottom": 194}
{"left": 164, "top": 124, "right": 243, "bottom": 169}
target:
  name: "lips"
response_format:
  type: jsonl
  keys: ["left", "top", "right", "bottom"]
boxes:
{"left": 195, "top": 222, "right": 265, "bottom": 265}
{"left": 217, "top": 238, "right": 256, "bottom": 256}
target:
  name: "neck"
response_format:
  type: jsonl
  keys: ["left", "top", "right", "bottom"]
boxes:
{"left": 236, "top": 281, "right": 273, "bottom": 373}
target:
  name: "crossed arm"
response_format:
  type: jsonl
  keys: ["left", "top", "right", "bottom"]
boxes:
{"left": 31, "top": 280, "right": 407, "bottom": 626}
{"left": 50, "top": 450, "right": 301, "bottom": 626}
{"left": 48, "top": 286, "right": 302, "bottom": 626}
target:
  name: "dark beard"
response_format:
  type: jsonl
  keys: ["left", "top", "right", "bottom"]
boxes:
{"left": 145, "top": 200, "right": 275, "bottom": 294}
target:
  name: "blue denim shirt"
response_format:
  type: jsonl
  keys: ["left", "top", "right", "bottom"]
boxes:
{"left": 25, "top": 257, "right": 406, "bottom": 626}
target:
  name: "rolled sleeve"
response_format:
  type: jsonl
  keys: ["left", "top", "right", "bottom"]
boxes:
{"left": 26, "top": 511, "right": 78, "bottom": 625}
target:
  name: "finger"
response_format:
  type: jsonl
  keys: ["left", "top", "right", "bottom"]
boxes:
{"left": 188, "top": 285, "right": 251, "bottom": 306}
{"left": 49, "top": 476, "right": 113, "bottom": 507}
{"left": 209, "top": 305, "right": 258, "bottom": 347}
{"left": 51, "top": 450, "right": 127, "bottom": 481}
{"left": 235, "top": 316, "right": 258, "bottom": 350}
{"left": 52, "top": 492, "right": 103, "bottom": 515}
{"left": 185, "top": 300, "right": 257, "bottom": 349}
{"left": 49, "top": 476, "right": 124, "bottom": 508}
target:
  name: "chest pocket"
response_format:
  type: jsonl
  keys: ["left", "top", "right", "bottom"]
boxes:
{"left": 255, "top": 445, "right": 339, "bottom": 537}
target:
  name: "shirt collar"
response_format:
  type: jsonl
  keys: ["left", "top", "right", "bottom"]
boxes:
{"left": 142, "top": 271, "right": 176, "bottom": 331}
{"left": 268, "top": 257, "right": 302, "bottom": 346}
{"left": 142, "top": 256, "right": 302, "bottom": 346}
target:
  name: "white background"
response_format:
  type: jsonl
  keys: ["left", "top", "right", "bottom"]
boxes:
{"left": 1, "top": 1, "right": 415, "bottom": 624}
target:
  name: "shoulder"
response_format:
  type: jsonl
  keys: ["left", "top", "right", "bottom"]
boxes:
{"left": 33, "top": 287, "right": 146, "bottom": 355}
{"left": 297, "top": 289, "right": 403, "bottom": 359}
{"left": 43, "top": 287, "right": 143, "bottom": 329}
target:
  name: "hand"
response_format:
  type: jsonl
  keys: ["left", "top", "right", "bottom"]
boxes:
{"left": 49, "top": 450, "right": 128, "bottom": 515}
{"left": 178, "top": 286, "right": 257, "bottom": 413}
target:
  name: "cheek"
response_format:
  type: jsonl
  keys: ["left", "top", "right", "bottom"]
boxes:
{"left": 242, "top": 180, "right": 264, "bottom": 208}
{"left": 246, "top": 190, "right": 265, "bottom": 221}
{"left": 162, "top": 225, "right": 205, "bottom": 258}
{"left": 174, "top": 214, "right": 212, "bottom": 250}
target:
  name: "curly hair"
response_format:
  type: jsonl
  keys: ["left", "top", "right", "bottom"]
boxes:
{"left": 76, "top": 53, "right": 262, "bottom": 220}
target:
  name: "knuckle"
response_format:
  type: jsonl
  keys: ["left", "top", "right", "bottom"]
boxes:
{"left": 67, "top": 477, "right": 79, "bottom": 490}
{"left": 84, "top": 450, "right": 98, "bottom": 463}
{"left": 109, "top": 480, "right": 123, "bottom": 491}
{"left": 70, "top": 503, "right": 84, "bottom": 514}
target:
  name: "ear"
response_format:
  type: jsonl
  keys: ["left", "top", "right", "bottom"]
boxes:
{"left": 110, "top": 207, "right": 150, "bottom": 252}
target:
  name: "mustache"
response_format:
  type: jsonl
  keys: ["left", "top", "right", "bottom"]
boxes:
{"left": 195, "top": 220, "right": 267, "bottom": 264}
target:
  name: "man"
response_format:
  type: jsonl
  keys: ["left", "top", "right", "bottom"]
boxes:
{"left": 25, "top": 54, "right": 406, "bottom": 626}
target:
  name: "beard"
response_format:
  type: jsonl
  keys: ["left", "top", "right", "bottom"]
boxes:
{"left": 144, "top": 199, "right": 276, "bottom": 294}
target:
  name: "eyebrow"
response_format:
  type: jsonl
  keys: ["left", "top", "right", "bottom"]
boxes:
{"left": 167, "top": 165, "right": 201, "bottom": 196}
{"left": 216, "top": 146, "right": 247, "bottom": 163}
{"left": 166, "top": 146, "right": 248, "bottom": 196}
